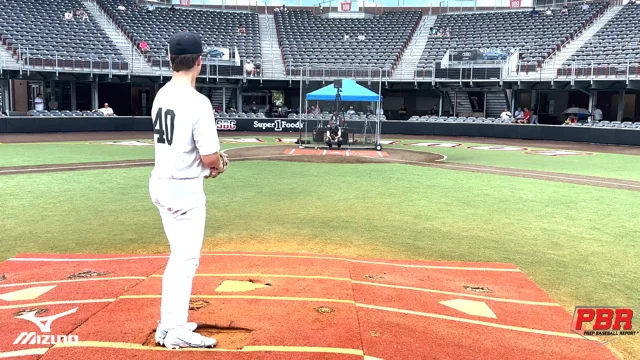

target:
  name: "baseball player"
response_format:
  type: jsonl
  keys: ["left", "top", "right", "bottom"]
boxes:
{"left": 325, "top": 120, "right": 343, "bottom": 149}
{"left": 149, "top": 31, "right": 228, "bottom": 349}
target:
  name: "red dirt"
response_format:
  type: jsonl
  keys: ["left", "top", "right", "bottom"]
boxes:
{"left": 0, "top": 252, "right": 621, "bottom": 360}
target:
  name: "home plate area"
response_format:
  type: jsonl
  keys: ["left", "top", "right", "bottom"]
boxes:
{"left": 0, "top": 253, "right": 617, "bottom": 360}
{"left": 284, "top": 148, "right": 389, "bottom": 157}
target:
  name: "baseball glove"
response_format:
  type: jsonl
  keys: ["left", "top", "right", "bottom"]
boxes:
{"left": 205, "top": 152, "right": 229, "bottom": 179}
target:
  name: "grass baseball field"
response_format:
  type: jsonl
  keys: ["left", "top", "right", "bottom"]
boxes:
{"left": 0, "top": 133, "right": 638, "bottom": 359}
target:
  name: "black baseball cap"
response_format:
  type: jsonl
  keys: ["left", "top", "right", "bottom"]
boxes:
{"left": 168, "top": 32, "right": 203, "bottom": 56}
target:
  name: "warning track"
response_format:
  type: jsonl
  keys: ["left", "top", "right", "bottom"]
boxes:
{"left": 0, "top": 252, "right": 618, "bottom": 360}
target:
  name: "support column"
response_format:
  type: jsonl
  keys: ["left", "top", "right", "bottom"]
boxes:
{"left": 236, "top": 88, "right": 242, "bottom": 112}
{"left": 91, "top": 80, "right": 98, "bottom": 110}
{"left": 588, "top": 91, "right": 598, "bottom": 110}
{"left": 222, "top": 87, "right": 226, "bottom": 113}
{"left": 617, "top": 90, "right": 625, "bottom": 122}
{"left": 70, "top": 80, "right": 77, "bottom": 111}
{"left": 531, "top": 89, "right": 538, "bottom": 111}
{"left": 453, "top": 91, "right": 457, "bottom": 117}
{"left": 438, "top": 92, "right": 443, "bottom": 117}
{"left": 511, "top": 89, "right": 517, "bottom": 114}
{"left": 1, "top": 79, "right": 9, "bottom": 113}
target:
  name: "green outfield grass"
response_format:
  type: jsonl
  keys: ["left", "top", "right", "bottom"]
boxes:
{"left": 391, "top": 140, "right": 640, "bottom": 182}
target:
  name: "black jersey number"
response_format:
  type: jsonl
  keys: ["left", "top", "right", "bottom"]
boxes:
{"left": 153, "top": 108, "right": 176, "bottom": 146}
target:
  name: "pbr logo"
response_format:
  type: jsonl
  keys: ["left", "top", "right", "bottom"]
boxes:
{"left": 13, "top": 307, "right": 79, "bottom": 345}
{"left": 216, "top": 119, "right": 237, "bottom": 131}
{"left": 570, "top": 306, "right": 638, "bottom": 344}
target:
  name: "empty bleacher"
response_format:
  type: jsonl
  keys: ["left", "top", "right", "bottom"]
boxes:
{"left": 97, "top": 0, "right": 260, "bottom": 69}
{"left": 559, "top": 2, "right": 640, "bottom": 78}
{"left": 275, "top": 10, "right": 421, "bottom": 78}
{"left": 416, "top": 3, "right": 607, "bottom": 77}
{"left": 0, "top": 0, "right": 127, "bottom": 71}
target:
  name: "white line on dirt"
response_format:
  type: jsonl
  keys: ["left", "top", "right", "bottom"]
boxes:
{"left": 0, "top": 161, "right": 154, "bottom": 174}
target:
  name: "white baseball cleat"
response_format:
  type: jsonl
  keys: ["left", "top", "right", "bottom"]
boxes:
{"left": 155, "top": 322, "right": 198, "bottom": 346}
{"left": 163, "top": 327, "right": 217, "bottom": 349}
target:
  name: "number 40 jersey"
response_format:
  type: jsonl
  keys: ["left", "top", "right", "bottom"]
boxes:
{"left": 150, "top": 81, "right": 221, "bottom": 180}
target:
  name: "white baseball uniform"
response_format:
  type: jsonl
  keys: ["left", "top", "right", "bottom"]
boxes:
{"left": 149, "top": 80, "right": 220, "bottom": 330}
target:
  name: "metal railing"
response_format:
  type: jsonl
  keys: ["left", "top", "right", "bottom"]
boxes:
{"left": 285, "top": 63, "right": 393, "bottom": 82}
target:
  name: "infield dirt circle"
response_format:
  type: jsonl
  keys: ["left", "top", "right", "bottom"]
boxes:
{"left": 224, "top": 145, "right": 445, "bottom": 165}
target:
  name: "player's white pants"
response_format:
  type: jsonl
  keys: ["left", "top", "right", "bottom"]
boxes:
{"left": 149, "top": 177, "right": 206, "bottom": 330}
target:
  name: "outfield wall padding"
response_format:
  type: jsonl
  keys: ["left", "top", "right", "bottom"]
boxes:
{"left": 1, "top": 117, "right": 640, "bottom": 147}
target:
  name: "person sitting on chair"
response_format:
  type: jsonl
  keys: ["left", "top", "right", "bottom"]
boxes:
{"left": 326, "top": 121, "right": 343, "bottom": 149}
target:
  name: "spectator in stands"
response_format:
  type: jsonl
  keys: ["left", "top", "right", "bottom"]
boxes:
{"left": 519, "top": 107, "right": 531, "bottom": 124}
{"left": 147, "top": 3, "right": 155, "bottom": 12}
{"left": 139, "top": 40, "right": 149, "bottom": 54}
{"left": 228, "top": 107, "right": 237, "bottom": 114}
{"left": 358, "top": 33, "right": 365, "bottom": 41}
{"left": 64, "top": 10, "right": 73, "bottom": 21}
{"left": 79, "top": 10, "right": 88, "bottom": 21}
{"left": 48, "top": 97, "right": 59, "bottom": 111}
{"left": 254, "top": 61, "right": 261, "bottom": 76}
{"left": 444, "top": 27, "right": 451, "bottom": 37}
{"left": 429, "top": 27, "right": 438, "bottom": 37}
{"left": 514, "top": 107, "right": 524, "bottom": 120}
{"left": 429, "top": 104, "right": 438, "bottom": 115}
{"left": 531, "top": 108, "right": 539, "bottom": 124}
{"left": 365, "top": 106, "right": 374, "bottom": 115}
{"left": 117, "top": 2, "right": 126, "bottom": 11}
{"left": 377, "top": 106, "right": 384, "bottom": 116}
{"left": 281, "top": 4, "right": 286, "bottom": 11}
{"left": 215, "top": 104, "right": 223, "bottom": 113}
{"left": 545, "top": 7, "right": 552, "bottom": 15}
{"left": 132, "top": 3, "right": 141, "bottom": 11}
{"left": 34, "top": 93, "right": 44, "bottom": 111}
{"left": 560, "top": 6, "right": 568, "bottom": 15}
{"left": 346, "top": 106, "right": 356, "bottom": 116}
{"left": 169, "top": 5, "right": 177, "bottom": 13}
{"left": 398, "top": 104, "right": 408, "bottom": 119}
{"left": 564, "top": 114, "right": 577, "bottom": 125}
{"left": 592, "top": 106, "right": 603, "bottom": 122}
{"left": 250, "top": 102, "right": 258, "bottom": 113}
{"left": 245, "top": 60, "right": 255, "bottom": 77}
{"left": 238, "top": 25, "right": 247, "bottom": 36}
{"left": 581, "top": 2, "right": 589, "bottom": 10}
{"left": 343, "top": 33, "right": 350, "bottom": 41}
{"left": 99, "top": 103, "right": 115, "bottom": 116}
{"left": 500, "top": 107, "right": 512, "bottom": 120}
{"left": 530, "top": 7, "right": 538, "bottom": 15}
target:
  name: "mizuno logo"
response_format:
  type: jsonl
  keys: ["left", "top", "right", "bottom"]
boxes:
{"left": 15, "top": 307, "right": 78, "bottom": 332}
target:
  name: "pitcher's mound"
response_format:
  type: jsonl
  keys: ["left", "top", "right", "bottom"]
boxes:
{"left": 224, "top": 145, "right": 443, "bottom": 165}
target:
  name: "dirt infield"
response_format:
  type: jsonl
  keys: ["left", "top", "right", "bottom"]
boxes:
{"left": 3, "top": 144, "right": 640, "bottom": 191}
{"left": 2, "top": 131, "right": 640, "bottom": 156}
{"left": 0, "top": 252, "right": 619, "bottom": 360}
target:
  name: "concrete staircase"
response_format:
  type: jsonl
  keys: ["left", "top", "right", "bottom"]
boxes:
{"left": 534, "top": 5, "right": 622, "bottom": 79}
{"left": 258, "top": 14, "right": 286, "bottom": 78}
{"left": 84, "top": 1, "right": 157, "bottom": 75}
{"left": 0, "top": 47, "right": 20, "bottom": 70}
{"left": 485, "top": 91, "right": 508, "bottom": 118}
{"left": 198, "top": 87, "right": 233, "bottom": 110}
{"left": 391, "top": 15, "right": 436, "bottom": 80}
{"left": 448, "top": 91, "right": 472, "bottom": 116}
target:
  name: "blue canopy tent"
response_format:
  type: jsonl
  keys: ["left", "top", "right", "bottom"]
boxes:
{"left": 299, "top": 79, "right": 383, "bottom": 150}
{"left": 306, "top": 79, "right": 383, "bottom": 102}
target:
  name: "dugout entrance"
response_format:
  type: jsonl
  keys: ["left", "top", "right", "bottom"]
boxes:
{"left": 297, "top": 78, "right": 384, "bottom": 151}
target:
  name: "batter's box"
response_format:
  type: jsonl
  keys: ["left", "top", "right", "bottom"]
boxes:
{"left": 285, "top": 149, "right": 389, "bottom": 157}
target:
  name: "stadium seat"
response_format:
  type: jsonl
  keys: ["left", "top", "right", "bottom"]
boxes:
{"left": 0, "top": 0, "right": 127, "bottom": 70}
{"left": 566, "top": 2, "right": 640, "bottom": 77}
{"left": 96, "top": 0, "right": 260, "bottom": 68}
{"left": 416, "top": 3, "right": 607, "bottom": 75}
{"left": 275, "top": 10, "right": 420, "bottom": 77}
